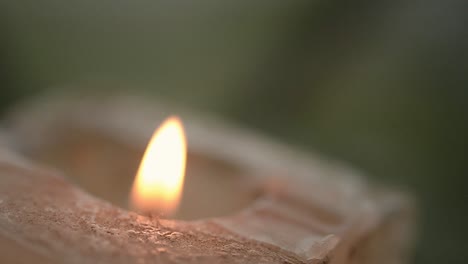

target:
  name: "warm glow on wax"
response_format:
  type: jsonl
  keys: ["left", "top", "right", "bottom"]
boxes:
{"left": 130, "top": 116, "right": 187, "bottom": 216}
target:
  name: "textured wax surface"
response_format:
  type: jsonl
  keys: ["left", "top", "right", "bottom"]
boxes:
{"left": 0, "top": 151, "right": 303, "bottom": 264}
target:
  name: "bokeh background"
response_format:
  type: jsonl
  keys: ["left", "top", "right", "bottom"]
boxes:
{"left": 1, "top": 1, "right": 467, "bottom": 263}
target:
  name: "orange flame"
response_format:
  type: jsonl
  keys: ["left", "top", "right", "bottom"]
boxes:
{"left": 130, "top": 116, "right": 187, "bottom": 216}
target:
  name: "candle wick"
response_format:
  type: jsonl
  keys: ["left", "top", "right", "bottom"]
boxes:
{"left": 145, "top": 212, "right": 162, "bottom": 226}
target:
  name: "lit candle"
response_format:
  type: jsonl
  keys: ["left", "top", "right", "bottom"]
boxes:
{"left": 0, "top": 94, "right": 416, "bottom": 264}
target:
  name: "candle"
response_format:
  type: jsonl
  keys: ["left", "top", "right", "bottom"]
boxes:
{"left": 0, "top": 94, "right": 416, "bottom": 263}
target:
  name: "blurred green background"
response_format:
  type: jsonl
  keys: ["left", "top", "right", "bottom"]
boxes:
{"left": 1, "top": 1, "right": 467, "bottom": 263}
